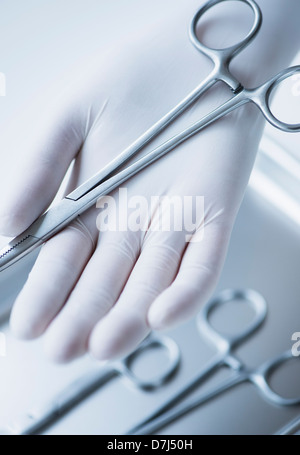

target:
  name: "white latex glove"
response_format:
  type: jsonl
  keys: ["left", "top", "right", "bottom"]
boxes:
{"left": 1, "top": 0, "right": 299, "bottom": 362}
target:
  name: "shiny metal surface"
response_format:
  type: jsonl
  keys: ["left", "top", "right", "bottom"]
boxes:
{"left": 128, "top": 290, "right": 300, "bottom": 435}
{"left": 2, "top": 335, "right": 180, "bottom": 435}
{"left": 276, "top": 414, "right": 300, "bottom": 435}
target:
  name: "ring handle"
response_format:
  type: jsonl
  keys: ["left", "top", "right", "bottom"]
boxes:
{"left": 254, "top": 350, "right": 300, "bottom": 406}
{"left": 120, "top": 334, "right": 181, "bottom": 391}
{"left": 189, "top": 0, "right": 262, "bottom": 65}
{"left": 253, "top": 66, "right": 300, "bottom": 133}
{"left": 196, "top": 289, "right": 267, "bottom": 352}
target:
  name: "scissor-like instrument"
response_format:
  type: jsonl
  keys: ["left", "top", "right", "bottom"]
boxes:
{"left": 0, "top": 334, "right": 180, "bottom": 435}
{"left": 0, "top": 0, "right": 299, "bottom": 271}
{"left": 127, "top": 289, "right": 300, "bottom": 435}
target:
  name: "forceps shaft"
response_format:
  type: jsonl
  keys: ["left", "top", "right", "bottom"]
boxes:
{"left": 6, "top": 365, "right": 117, "bottom": 435}
{"left": 128, "top": 354, "right": 225, "bottom": 434}
{"left": 0, "top": 81, "right": 243, "bottom": 272}
{"left": 129, "top": 372, "right": 245, "bottom": 435}
{"left": 275, "top": 415, "right": 300, "bottom": 436}
{"left": 3, "top": 334, "right": 180, "bottom": 435}
{"left": 61, "top": 75, "right": 217, "bottom": 202}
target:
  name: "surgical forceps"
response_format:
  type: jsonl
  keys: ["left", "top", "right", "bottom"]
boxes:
{"left": 128, "top": 290, "right": 300, "bottom": 435}
{"left": 0, "top": 0, "right": 300, "bottom": 271}
{"left": 1, "top": 334, "right": 180, "bottom": 435}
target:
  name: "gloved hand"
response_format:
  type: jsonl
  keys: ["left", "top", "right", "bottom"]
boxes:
{"left": 1, "top": 0, "right": 299, "bottom": 362}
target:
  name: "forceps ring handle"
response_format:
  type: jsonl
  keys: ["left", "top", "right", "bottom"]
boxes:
{"left": 197, "top": 289, "right": 267, "bottom": 352}
{"left": 251, "top": 65, "right": 300, "bottom": 133}
{"left": 121, "top": 334, "right": 181, "bottom": 391}
{"left": 189, "top": 0, "right": 262, "bottom": 91}
{"left": 252, "top": 350, "right": 300, "bottom": 407}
